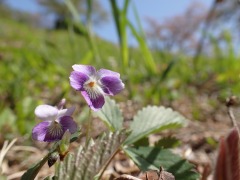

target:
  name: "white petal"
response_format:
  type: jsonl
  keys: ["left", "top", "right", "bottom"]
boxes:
{"left": 57, "top": 106, "right": 76, "bottom": 118}
{"left": 35, "top": 105, "right": 58, "bottom": 121}
{"left": 72, "top": 64, "right": 96, "bottom": 76}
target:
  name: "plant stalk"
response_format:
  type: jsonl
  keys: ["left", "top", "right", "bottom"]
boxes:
{"left": 97, "top": 148, "right": 121, "bottom": 179}
{"left": 86, "top": 109, "right": 92, "bottom": 142}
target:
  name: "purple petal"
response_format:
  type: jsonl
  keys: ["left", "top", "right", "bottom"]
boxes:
{"left": 59, "top": 116, "right": 78, "bottom": 134}
{"left": 70, "top": 71, "right": 89, "bottom": 91}
{"left": 81, "top": 91, "right": 105, "bottom": 111}
{"left": 57, "top": 106, "right": 75, "bottom": 118}
{"left": 97, "top": 69, "right": 120, "bottom": 78}
{"left": 101, "top": 76, "right": 125, "bottom": 95}
{"left": 72, "top": 64, "right": 96, "bottom": 76}
{"left": 44, "top": 126, "right": 64, "bottom": 142}
{"left": 32, "top": 121, "right": 52, "bottom": 141}
{"left": 34, "top": 105, "right": 58, "bottom": 121}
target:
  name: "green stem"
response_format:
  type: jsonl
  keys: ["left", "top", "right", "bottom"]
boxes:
{"left": 86, "top": 109, "right": 92, "bottom": 141}
{"left": 97, "top": 148, "right": 121, "bottom": 179}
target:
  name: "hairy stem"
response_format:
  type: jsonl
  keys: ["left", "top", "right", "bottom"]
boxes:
{"left": 86, "top": 109, "right": 92, "bottom": 142}
{"left": 97, "top": 148, "right": 121, "bottom": 179}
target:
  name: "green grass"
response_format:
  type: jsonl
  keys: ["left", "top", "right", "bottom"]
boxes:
{"left": 1, "top": 16, "right": 240, "bottom": 137}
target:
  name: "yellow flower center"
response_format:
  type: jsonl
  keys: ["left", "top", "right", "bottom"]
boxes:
{"left": 88, "top": 81, "right": 95, "bottom": 88}
{"left": 84, "top": 78, "right": 104, "bottom": 100}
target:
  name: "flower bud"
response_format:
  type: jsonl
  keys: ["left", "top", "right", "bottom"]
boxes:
{"left": 48, "top": 151, "right": 59, "bottom": 167}
{"left": 58, "top": 130, "right": 71, "bottom": 161}
{"left": 57, "top": 98, "right": 66, "bottom": 109}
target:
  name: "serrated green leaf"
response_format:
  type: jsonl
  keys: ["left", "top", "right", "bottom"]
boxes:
{"left": 155, "top": 136, "right": 181, "bottom": 148}
{"left": 124, "top": 146, "right": 199, "bottom": 180}
{"left": 54, "top": 130, "right": 129, "bottom": 180}
{"left": 133, "top": 137, "right": 149, "bottom": 147}
{"left": 124, "top": 106, "right": 187, "bottom": 145}
{"left": 94, "top": 97, "right": 123, "bottom": 131}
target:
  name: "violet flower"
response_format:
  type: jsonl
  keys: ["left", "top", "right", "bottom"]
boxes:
{"left": 32, "top": 104, "right": 77, "bottom": 142}
{"left": 69, "top": 64, "right": 125, "bottom": 111}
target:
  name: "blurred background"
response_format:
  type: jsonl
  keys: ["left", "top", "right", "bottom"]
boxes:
{"left": 0, "top": 0, "right": 240, "bottom": 179}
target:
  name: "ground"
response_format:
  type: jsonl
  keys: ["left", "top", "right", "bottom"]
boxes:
{"left": 2, "top": 93, "right": 235, "bottom": 180}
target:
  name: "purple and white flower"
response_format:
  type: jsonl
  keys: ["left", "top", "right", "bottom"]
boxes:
{"left": 69, "top": 64, "right": 125, "bottom": 111}
{"left": 32, "top": 104, "right": 77, "bottom": 142}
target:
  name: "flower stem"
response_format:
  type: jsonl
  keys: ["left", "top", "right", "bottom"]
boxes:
{"left": 86, "top": 109, "right": 92, "bottom": 141}
{"left": 98, "top": 148, "right": 121, "bottom": 179}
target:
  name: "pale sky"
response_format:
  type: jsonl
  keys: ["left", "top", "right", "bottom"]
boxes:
{"left": 6, "top": 0, "right": 213, "bottom": 44}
